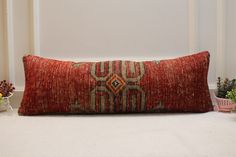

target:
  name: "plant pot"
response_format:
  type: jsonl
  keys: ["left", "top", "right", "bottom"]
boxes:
{"left": 0, "top": 93, "right": 13, "bottom": 112}
{"left": 214, "top": 93, "right": 236, "bottom": 112}
{"left": 0, "top": 103, "right": 7, "bottom": 112}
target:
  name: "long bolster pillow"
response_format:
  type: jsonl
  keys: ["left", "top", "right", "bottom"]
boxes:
{"left": 19, "top": 51, "right": 213, "bottom": 115}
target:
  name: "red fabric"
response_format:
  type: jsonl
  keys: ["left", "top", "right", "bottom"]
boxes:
{"left": 19, "top": 51, "right": 213, "bottom": 115}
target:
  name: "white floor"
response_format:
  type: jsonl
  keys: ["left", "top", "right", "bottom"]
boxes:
{"left": 0, "top": 110, "right": 236, "bottom": 157}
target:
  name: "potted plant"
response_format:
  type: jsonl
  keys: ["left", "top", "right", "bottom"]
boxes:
{"left": 0, "top": 80, "right": 15, "bottom": 112}
{"left": 226, "top": 89, "right": 236, "bottom": 112}
{"left": 215, "top": 77, "right": 236, "bottom": 112}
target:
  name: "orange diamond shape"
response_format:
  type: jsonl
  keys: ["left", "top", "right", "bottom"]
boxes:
{"left": 106, "top": 74, "right": 126, "bottom": 94}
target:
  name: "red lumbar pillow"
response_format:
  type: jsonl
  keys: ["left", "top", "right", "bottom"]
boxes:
{"left": 19, "top": 51, "right": 213, "bottom": 115}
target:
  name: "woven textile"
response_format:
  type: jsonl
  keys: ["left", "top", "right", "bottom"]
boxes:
{"left": 19, "top": 51, "right": 213, "bottom": 115}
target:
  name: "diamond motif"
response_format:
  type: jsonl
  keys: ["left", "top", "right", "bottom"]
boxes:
{"left": 112, "top": 80, "right": 120, "bottom": 87}
{"left": 106, "top": 74, "right": 126, "bottom": 94}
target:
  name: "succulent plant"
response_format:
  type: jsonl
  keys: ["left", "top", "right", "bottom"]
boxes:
{"left": 0, "top": 80, "right": 15, "bottom": 97}
{"left": 217, "top": 77, "right": 236, "bottom": 98}
{"left": 226, "top": 89, "right": 236, "bottom": 103}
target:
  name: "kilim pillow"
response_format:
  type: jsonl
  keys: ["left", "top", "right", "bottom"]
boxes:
{"left": 19, "top": 51, "right": 213, "bottom": 115}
